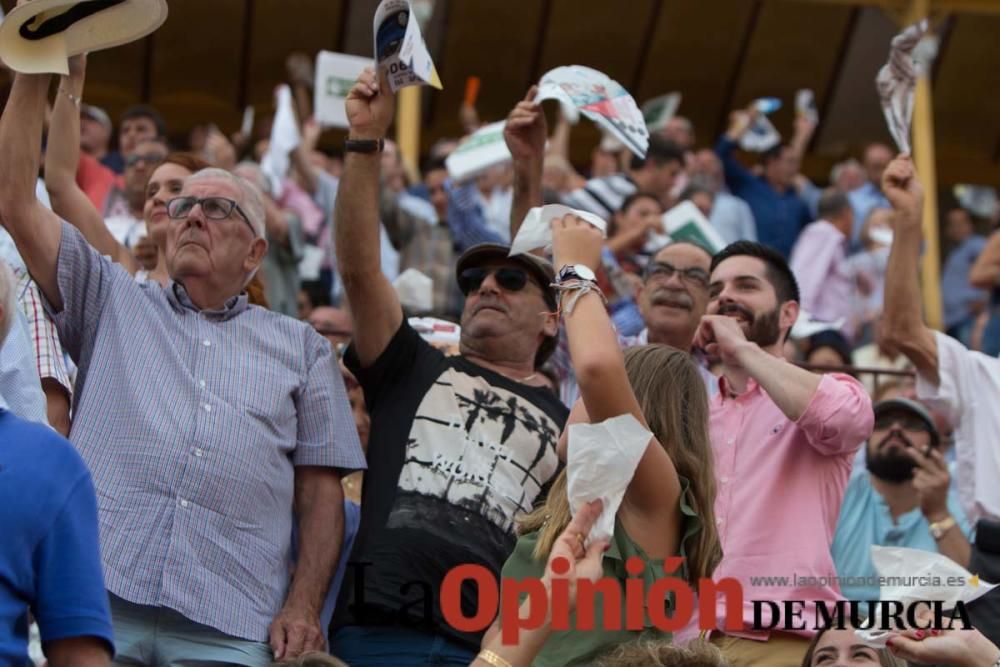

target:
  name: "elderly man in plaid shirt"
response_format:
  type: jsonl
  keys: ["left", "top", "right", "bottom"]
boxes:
{"left": 0, "top": 71, "right": 365, "bottom": 665}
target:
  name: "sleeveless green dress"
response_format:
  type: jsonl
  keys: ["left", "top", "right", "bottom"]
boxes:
{"left": 499, "top": 477, "right": 703, "bottom": 666}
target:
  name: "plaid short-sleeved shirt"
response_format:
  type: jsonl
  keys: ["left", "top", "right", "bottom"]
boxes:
{"left": 44, "top": 222, "right": 366, "bottom": 641}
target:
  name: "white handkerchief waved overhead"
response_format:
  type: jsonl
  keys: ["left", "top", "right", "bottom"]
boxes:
{"left": 509, "top": 204, "right": 607, "bottom": 257}
{"left": 567, "top": 414, "right": 653, "bottom": 547}
{"left": 876, "top": 20, "right": 928, "bottom": 155}
{"left": 854, "top": 545, "right": 997, "bottom": 648}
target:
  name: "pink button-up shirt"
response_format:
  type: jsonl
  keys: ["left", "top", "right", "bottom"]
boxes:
{"left": 708, "top": 372, "right": 873, "bottom": 640}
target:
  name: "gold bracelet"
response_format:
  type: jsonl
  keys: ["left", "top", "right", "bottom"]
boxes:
{"left": 477, "top": 649, "right": 514, "bottom": 667}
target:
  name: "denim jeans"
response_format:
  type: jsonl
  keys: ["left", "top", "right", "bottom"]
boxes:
{"left": 109, "top": 595, "right": 272, "bottom": 666}
{"left": 329, "top": 626, "right": 477, "bottom": 666}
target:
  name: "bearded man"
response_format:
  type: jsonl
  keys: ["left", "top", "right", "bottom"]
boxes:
{"left": 691, "top": 241, "right": 874, "bottom": 667}
{"left": 831, "top": 397, "right": 971, "bottom": 604}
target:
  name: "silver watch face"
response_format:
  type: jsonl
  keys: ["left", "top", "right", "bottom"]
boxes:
{"left": 575, "top": 265, "right": 596, "bottom": 282}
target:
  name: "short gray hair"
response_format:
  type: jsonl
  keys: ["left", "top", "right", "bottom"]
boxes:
{"left": 186, "top": 167, "right": 266, "bottom": 238}
{"left": 0, "top": 260, "right": 16, "bottom": 344}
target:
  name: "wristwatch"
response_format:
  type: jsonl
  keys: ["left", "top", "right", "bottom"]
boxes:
{"left": 557, "top": 264, "right": 597, "bottom": 283}
{"left": 928, "top": 515, "right": 956, "bottom": 540}
{"left": 344, "top": 138, "right": 384, "bottom": 153}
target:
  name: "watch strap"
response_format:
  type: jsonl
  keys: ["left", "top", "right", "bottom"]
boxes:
{"left": 345, "top": 138, "right": 384, "bottom": 153}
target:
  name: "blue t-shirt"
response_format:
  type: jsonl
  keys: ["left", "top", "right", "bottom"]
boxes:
{"left": 0, "top": 409, "right": 114, "bottom": 663}
{"left": 831, "top": 471, "right": 971, "bottom": 604}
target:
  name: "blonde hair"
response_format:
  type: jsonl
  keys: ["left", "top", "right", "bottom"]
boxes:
{"left": 597, "top": 637, "right": 730, "bottom": 666}
{"left": 517, "top": 345, "right": 722, "bottom": 586}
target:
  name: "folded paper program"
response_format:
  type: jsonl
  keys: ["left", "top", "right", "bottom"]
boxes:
{"left": 567, "top": 414, "right": 653, "bottom": 547}
{"left": 876, "top": 20, "right": 928, "bottom": 155}
{"left": 535, "top": 65, "right": 649, "bottom": 159}
{"left": 855, "top": 545, "right": 997, "bottom": 648}
{"left": 509, "top": 204, "right": 607, "bottom": 257}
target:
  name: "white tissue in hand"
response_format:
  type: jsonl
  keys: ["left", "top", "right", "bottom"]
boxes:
{"left": 567, "top": 414, "right": 653, "bottom": 547}
{"left": 393, "top": 268, "right": 434, "bottom": 313}
{"left": 855, "top": 545, "right": 997, "bottom": 648}
{"left": 509, "top": 205, "right": 607, "bottom": 257}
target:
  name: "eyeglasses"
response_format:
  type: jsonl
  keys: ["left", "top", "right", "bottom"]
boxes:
{"left": 126, "top": 152, "right": 166, "bottom": 168}
{"left": 874, "top": 414, "right": 928, "bottom": 432}
{"left": 644, "top": 261, "right": 709, "bottom": 289}
{"left": 458, "top": 267, "right": 530, "bottom": 296}
{"left": 166, "top": 196, "right": 254, "bottom": 233}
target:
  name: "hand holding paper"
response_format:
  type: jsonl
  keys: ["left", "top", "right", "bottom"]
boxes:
{"left": 509, "top": 204, "right": 607, "bottom": 257}
{"left": 259, "top": 85, "right": 301, "bottom": 196}
{"left": 567, "top": 414, "right": 653, "bottom": 547}
{"left": 855, "top": 545, "right": 997, "bottom": 648}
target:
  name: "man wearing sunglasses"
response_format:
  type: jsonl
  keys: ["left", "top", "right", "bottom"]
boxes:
{"left": 503, "top": 87, "right": 717, "bottom": 406}
{"left": 330, "top": 68, "right": 567, "bottom": 665}
{"left": 0, "top": 70, "right": 365, "bottom": 665}
{"left": 832, "top": 397, "right": 971, "bottom": 607}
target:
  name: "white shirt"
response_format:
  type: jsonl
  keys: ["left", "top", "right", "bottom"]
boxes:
{"left": 917, "top": 331, "right": 1000, "bottom": 523}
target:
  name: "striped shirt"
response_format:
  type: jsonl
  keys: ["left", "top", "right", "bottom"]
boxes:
{"left": 562, "top": 173, "right": 637, "bottom": 221}
{"left": 43, "top": 222, "right": 366, "bottom": 641}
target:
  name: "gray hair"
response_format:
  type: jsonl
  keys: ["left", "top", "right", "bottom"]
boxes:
{"left": 0, "top": 259, "right": 16, "bottom": 344}
{"left": 186, "top": 167, "right": 266, "bottom": 238}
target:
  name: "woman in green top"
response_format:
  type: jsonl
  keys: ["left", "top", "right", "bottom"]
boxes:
{"left": 479, "top": 214, "right": 723, "bottom": 666}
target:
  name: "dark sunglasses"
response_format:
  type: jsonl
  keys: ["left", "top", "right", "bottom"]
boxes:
{"left": 458, "top": 267, "right": 530, "bottom": 296}
{"left": 644, "top": 261, "right": 709, "bottom": 289}
{"left": 874, "top": 414, "right": 928, "bottom": 432}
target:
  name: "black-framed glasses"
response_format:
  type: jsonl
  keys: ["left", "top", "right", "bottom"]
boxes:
{"left": 458, "top": 267, "right": 529, "bottom": 296}
{"left": 126, "top": 152, "right": 166, "bottom": 168}
{"left": 644, "top": 261, "right": 709, "bottom": 289}
{"left": 874, "top": 414, "right": 928, "bottom": 432}
{"left": 167, "top": 196, "right": 254, "bottom": 232}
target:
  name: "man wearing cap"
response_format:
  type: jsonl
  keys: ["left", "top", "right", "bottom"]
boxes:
{"left": 330, "top": 69, "right": 567, "bottom": 665}
{"left": 832, "top": 398, "right": 971, "bottom": 605}
{"left": 0, "top": 71, "right": 364, "bottom": 664}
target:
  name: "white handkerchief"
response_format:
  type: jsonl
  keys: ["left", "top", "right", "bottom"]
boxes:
{"left": 855, "top": 546, "right": 998, "bottom": 648}
{"left": 260, "top": 85, "right": 301, "bottom": 197}
{"left": 796, "top": 89, "right": 818, "bottom": 125}
{"left": 509, "top": 204, "right": 607, "bottom": 257}
{"left": 393, "top": 268, "right": 434, "bottom": 313}
{"left": 876, "top": 20, "right": 928, "bottom": 155}
{"left": 740, "top": 114, "right": 781, "bottom": 153}
{"left": 567, "top": 414, "right": 653, "bottom": 546}
{"left": 790, "top": 309, "right": 845, "bottom": 340}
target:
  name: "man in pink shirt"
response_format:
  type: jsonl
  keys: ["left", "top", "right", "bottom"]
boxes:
{"left": 694, "top": 240, "right": 874, "bottom": 666}
{"left": 789, "top": 189, "right": 855, "bottom": 338}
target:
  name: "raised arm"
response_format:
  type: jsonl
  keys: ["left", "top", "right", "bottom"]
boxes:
{"left": 503, "top": 87, "right": 545, "bottom": 239}
{"left": 44, "top": 56, "right": 137, "bottom": 273}
{"left": 714, "top": 109, "right": 757, "bottom": 194}
{"left": 879, "top": 155, "right": 939, "bottom": 385}
{"left": 335, "top": 68, "right": 402, "bottom": 367}
{"left": 0, "top": 73, "right": 64, "bottom": 308}
{"left": 550, "top": 215, "right": 681, "bottom": 515}
{"left": 969, "top": 227, "right": 1000, "bottom": 289}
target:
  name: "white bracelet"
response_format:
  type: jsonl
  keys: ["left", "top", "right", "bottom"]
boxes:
{"left": 552, "top": 279, "right": 606, "bottom": 317}
{"left": 59, "top": 88, "right": 81, "bottom": 108}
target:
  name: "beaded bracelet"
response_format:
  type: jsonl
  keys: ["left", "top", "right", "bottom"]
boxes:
{"left": 551, "top": 278, "right": 607, "bottom": 317}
